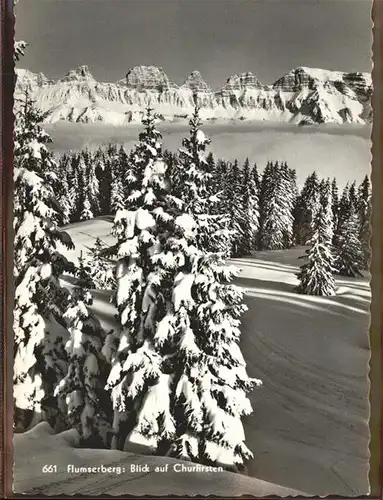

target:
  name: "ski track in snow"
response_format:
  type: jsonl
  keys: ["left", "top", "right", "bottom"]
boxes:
{"left": 15, "top": 218, "right": 370, "bottom": 496}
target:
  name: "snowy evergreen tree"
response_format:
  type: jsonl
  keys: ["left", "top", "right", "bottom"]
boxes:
{"left": 163, "top": 108, "right": 261, "bottom": 470}
{"left": 86, "top": 153, "right": 101, "bottom": 216}
{"left": 240, "top": 158, "right": 259, "bottom": 254}
{"left": 296, "top": 180, "right": 336, "bottom": 296}
{"left": 280, "top": 162, "right": 295, "bottom": 248}
{"left": 333, "top": 206, "right": 364, "bottom": 277}
{"left": 357, "top": 175, "right": 372, "bottom": 269}
{"left": 99, "top": 155, "right": 113, "bottom": 215}
{"left": 336, "top": 183, "right": 352, "bottom": 230}
{"left": 227, "top": 160, "right": 246, "bottom": 256}
{"left": 55, "top": 285, "right": 112, "bottom": 447}
{"left": 67, "top": 154, "right": 80, "bottom": 222}
{"left": 110, "top": 148, "right": 128, "bottom": 214}
{"left": 172, "top": 108, "right": 231, "bottom": 255}
{"left": 293, "top": 171, "right": 320, "bottom": 245}
{"left": 55, "top": 153, "right": 72, "bottom": 225}
{"left": 349, "top": 181, "right": 358, "bottom": 213}
{"left": 252, "top": 162, "right": 260, "bottom": 192}
{"left": 13, "top": 95, "right": 74, "bottom": 430}
{"left": 77, "top": 155, "right": 94, "bottom": 221}
{"left": 214, "top": 159, "right": 230, "bottom": 219}
{"left": 331, "top": 177, "right": 339, "bottom": 230}
{"left": 259, "top": 162, "right": 294, "bottom": 250}
{"left": 82, "top": 238, "right": 116, "bottom": 290}
{"left": 103, "top": 108, "right": 175, "bottom": 452}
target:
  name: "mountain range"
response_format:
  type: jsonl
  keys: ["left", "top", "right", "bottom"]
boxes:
{"left": 14, "top": 65, "right": 372, "bottom": 126}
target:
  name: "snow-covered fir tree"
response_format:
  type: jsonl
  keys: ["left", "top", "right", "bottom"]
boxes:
{"left": 240, "top": 157, "right": 259, "bottom": 254}
{"left": 331, "top": 177, "right": 340, "bottom": 230}
{"left": 54, "top": 153, "right": 72, "bottom": 225}
{"left": 99, "top": 154, "right": 113, "bottom": 216}
{"left": 110, "top": 163, "right": 126, "bottom": 213}
{"left": 333, "top": 205, "right": 364, "bottom": 278}
{"left": 293, "top": 171, "right": 320, "bottom": 245}
{"left": 357, "top": 175, "right": 372, "bottom": 269}
{"left": 82, "top": 238, "right": 116, "bottom": 290}
{"left": 78, "top": 155, "right": 94, "bottom": 221}
{"left": 259, "top": 162, "right": 294, "bottom": 250}
{"left": 164, "top": 107, "right": 261, "bottom": 470}
{"left": 336, "top": 183, "right": 351, "bottom": 230}
{"left": 296, "top": 179, "right": 336, "bottom": 296}
{"left": 173, "top": 108, "right": 231, "bottom": 255}
{"left": 55, "top": 284, "right": 112, "bottom": 447}
{"left": 252, "top": 162, "right": 260, "bottom": 192}
{"left": 226, "top": 160, "right": 246, "bottom": 256}
{"left": 66, "top": 154, "right": 80, "bottom": 222}
{"left": 103, "top": 108, "right": 175, "bottom": 452}
{"left": 87, "top": 152, "right": 101, "bottom": 216}
{"left": 13, "top": 95, "right": 74, "bottom": 431}
{"left": 279, "top": 162, "right": 295, "bottom": 248}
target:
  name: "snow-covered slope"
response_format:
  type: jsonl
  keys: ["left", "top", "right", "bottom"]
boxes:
{"left": 55, "top": 218, "right": 371, "bottom": 496}
{"left": 13, "top": 423, "right": 305, "bottom": 496}
{"left": 14, "top": 65, "right": 372, "bottom": 126}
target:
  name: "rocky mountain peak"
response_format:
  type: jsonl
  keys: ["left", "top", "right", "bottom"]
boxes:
{"left": 125, "top": 65, "right": 178, "bottom": 91}
{"left": 221, "top": 72, "right": 263, "bottom": 93}
{"left": 60, "top": 65, "right": 95, "bottom": 82}
{"left": 181, "top": 70, "right": 212, "bottom": 93}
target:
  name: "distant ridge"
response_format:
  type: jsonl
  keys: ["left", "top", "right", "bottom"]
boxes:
{"left": 15, "top": 65, "right": 372, "bottom": 126}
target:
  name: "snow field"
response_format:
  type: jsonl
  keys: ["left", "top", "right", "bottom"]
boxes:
{"left": 56, "top": 218, "right": 370, "bottom": 495}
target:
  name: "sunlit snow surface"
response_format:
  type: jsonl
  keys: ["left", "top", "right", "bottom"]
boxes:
{"left": 16, "top": 218, "right": 370, "bottom": 497}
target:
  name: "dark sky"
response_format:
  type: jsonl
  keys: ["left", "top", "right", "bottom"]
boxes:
{"left": 15, "top": 0, "right": 373, "bottom": 89}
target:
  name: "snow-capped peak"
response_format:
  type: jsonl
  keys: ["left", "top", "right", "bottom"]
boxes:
{"left": 222, "top": 72, "right": 263, "bottom": 92}
{"left": 14, "top": 64, "right": 372, "bottom": 126}
{"left": 59, "top": 65, "right": 95, "bottom": 82}
{"left": 181, "top": 70, "right": 212, "bottom": 93}
{"left": 125, "top": 65, "right": 178, "bottom": 91}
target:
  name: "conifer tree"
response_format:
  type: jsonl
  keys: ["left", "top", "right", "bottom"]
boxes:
{"left": 252, "top": 162, "right": 260, "bottom": 192}
{"left": 79, "top": 162, "right": 94, "bottom": 221}
{"left": 293, "top": 171, "right": 320, "bottom": 245}
{"left": 104, "top": 108, "right": 175, "bottom": 451}
{"left": 55, "top": 284, "right": 112, "bottom": 447}
{"left": 357, "top": 175, "right": 372, "bottom": 269}
{"left": 296, "top": 179, "right": 336, "bottom": 296}
{"left": 240, "top": 157, "right": 259, "bottom": 254}
{"left": 172, "top": 114, "right": 230, "bottom": 255}
{"left": 99, "top": 155, "right": 113, "bottom": 215}
{"left": 333, "top": 206, "right": 364, "bottom": 277}
{"left": 87, "top": 155, "right": 101, "bottom": 216}
{"left": 331, "top": 177, "right": 339, "bottom": 230}
{"left": 336, "top": 183, "right": 351, "bottom": 230}
{"left": 259, "top": 162, "right": 294, "bottom": 250}
{"left": 215, "top": 159, "right": 230, "bottom": 218}
{"left": 13, "top": 95, "right": 74, "bottom": 430}
{"left": 164, "top": 107, "right": 261, "bottom": 470}
{"left": 67, "top": 154, "right": 80, "bottom": 222}
{"left": 349, "top": 181, "right": 358, "bottom": 212}
{"left": 55, "top": 153, "right": 72, "bottom": 225}
{"left": 227, "top": 160, "right": 246, "bottom": 256}
{"left": 83, "top": 238, "right": 116, "bottom": 290}
{"left": 280, "top": 162, "right": 295, "bottom": 247}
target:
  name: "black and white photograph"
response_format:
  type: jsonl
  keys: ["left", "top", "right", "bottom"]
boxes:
{"left": 11, "top": 0, "right": 373, "bottom": 496}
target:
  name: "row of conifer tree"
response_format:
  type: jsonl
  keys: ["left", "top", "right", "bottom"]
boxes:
{"left": 54, "top": 139, "right": 371, "bottom": 280}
